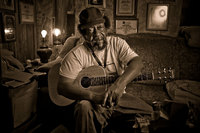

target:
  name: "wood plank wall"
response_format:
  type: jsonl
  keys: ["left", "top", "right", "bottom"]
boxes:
{"left": 1, "top": 0, "right": 37, "bottom": 63}
{"left": 35, "top": 0, "right": 54, "bottom": 48}
{"left": 16, "top": 24, "right": 36, "bottom": 62}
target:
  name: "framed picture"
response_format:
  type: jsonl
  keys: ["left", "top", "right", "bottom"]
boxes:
{"left": 0, "top": 0, "right": 15, "bottom": 11}
{"left": 147, "top": 4, "right": 169, "bottom": 30}
{"left": 2, "top": 13, "right": 16, "bottom": 41}
{"left": 86, "top": 0, "right": 106, "bottom": 8}
{"left": 116, "top": 0, "right": 136, "bottom": 17}
{"left": 116, "top": 19, "right": 138, "bottom": 35}
{"left": 19, "top": 2, "right": 34, "bottom": 23}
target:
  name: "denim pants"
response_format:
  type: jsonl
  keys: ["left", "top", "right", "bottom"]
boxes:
{"left": 73, "top": 100, "right": 113, "bottom": 133}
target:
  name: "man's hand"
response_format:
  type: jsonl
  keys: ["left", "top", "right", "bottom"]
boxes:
{"left": 103, "top": 84, "right": 125, "bottom": 108}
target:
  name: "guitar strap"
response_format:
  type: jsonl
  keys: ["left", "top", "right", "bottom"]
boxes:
{"left": 84, "top": 42, "right": 108, "bottom": 68}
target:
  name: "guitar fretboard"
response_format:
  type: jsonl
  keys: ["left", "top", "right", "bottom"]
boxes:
{"left": 87, "top": 73, "right": 154, "bottom": 86}
{"left": 133, "top": 73, "right": 153, "bottom": 82}
{"left": 90, "top": 76, "right": 118, "bottom": 86}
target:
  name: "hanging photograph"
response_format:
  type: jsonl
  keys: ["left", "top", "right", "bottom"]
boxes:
{"left": 116, "top": 19, "right": 138, "bottom": 35}
{"left": 86, "top": 0, "right": 106, "bottom": 8}
{"left": 2, "top": 13, "right": 16, "bottom": 41}
{"left": 0, "top": 0, "right": 15, "bottom": 11}
{"left": 116, "top": 0, "right": 136, "bottom": 17}
{"left": 147, "top": 4, "right": 169, "bottom": 30}
{"left": 19, "top": 2, "right": 34, "bottom": 23}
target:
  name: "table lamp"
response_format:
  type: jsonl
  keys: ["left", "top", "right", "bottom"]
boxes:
{"left": 37, "top": 30, "right": 52, "bottom": 63}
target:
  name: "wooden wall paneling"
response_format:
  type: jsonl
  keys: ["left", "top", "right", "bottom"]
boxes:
{"left": 54, "top": 0, "right": 69, "bottom": 42}
{"left": 14, "top": 0, "right": 36, "bottom": 63}
{"left": 33, "top": 0, "right": 37, "bottom": 59}
{"left": 26, "top": 25, "right": 35, "bottom": 59}
{"left": 16, "top": 23, "right": 35, "bottom": 63}
{"left": 36, "top": 0, "right": 54, "bottom": 48}
{"left": 16, "top": 24, "right": 27, "bottom": 62}
{"left": 66, "top": 13, "right": 75, "bottom": 37}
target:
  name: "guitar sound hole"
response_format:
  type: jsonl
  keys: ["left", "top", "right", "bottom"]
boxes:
{"left": 81, "top": 77, "right": 91, "bottom": 88}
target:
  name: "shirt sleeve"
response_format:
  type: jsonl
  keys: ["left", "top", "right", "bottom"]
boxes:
{"left": 117, "top": 37, "right": 138, "bottom": 65}
{"left": 59, "top": 51, "right": 82, "bottom": 79}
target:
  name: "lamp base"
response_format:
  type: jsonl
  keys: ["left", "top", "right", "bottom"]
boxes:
{"left": 37, "top": 47, "right": 52, "bottom": 63}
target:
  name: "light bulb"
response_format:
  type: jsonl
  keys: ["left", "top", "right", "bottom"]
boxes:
{"left": 41, "top": 30, "right": 47, "bottom": 38}
{"left": 53, "top": 28, "right": 61, "bottom": 37}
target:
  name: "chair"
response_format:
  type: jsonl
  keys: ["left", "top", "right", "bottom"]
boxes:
{"left": 46, "top": 63, "right": 75, "bottom": 133}
{"left": 48, "top": 63, "right": 74, "bottom": 107}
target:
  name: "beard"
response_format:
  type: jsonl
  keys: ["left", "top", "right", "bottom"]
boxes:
{"left": 91, "top": 32, "right": 107, "bottom": 51}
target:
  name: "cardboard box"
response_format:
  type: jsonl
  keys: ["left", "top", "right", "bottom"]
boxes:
{"left": 9, "top": 80, "right": 38, "bottom": 128}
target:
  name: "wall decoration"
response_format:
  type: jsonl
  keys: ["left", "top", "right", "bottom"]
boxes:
{"left": 2, "top": 13, "right": 16, "bottom": 41}
{"left": 19, "top": 2, "right": 34, "bottom": 23}
{"left": 0, "top": 0, "right": 15, "bottom": 11}
{"left": 86, "top": 0, "right": 106, "bottom": 8}
{"left": 116, "top": 19, "right": 138, "bottom": 35}
{"left": 147, "top": 4, "right": 169, "bottom": 30}
{"left": 116, "top": 0, "right": 136, "bottom": 17}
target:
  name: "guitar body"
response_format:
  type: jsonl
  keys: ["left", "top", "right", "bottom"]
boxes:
{"left": 75, "top": 65, "right": 108, "bottom": 94}
{"left": 49, "top": 65, "right": 112, "bottom": 106}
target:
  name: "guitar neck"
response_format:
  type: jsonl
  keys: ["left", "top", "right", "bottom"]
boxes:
{"left": 132, "top": 73, "right": 154, "bottom": 82}
{"left": 89, "top": 73, "right": 153, "bottom": 86}
{"left": 90, "top": 76, "right": 118, "bottom": 86}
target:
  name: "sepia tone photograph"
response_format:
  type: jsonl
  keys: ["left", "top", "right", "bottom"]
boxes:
{"left": 1, "top": 0, "right": 200, "bottom": 133}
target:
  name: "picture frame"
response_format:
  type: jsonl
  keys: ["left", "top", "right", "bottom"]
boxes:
{"left": 86, "top": 0, "right": 106, "bottom": 9}
{"left": 116, "top": 19, "right": 138, "bottom": 35}
{"left": 146, "top": 3, "right": 169, "bottom": 30}
{"left": 19, "top": 2, "right": 34, "bottom": 24}
{"left": 2, "top": 13, "right": 16, "bottom": 42}
{"left": 0, "top": 0, "right": 15, "bottom": 11}
{"left": 116, "top": 0, "right": 136, "bottom": 17}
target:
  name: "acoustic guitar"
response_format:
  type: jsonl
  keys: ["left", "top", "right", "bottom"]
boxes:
{"left": 48, "top": 64, "right": 175, "bottom": 109}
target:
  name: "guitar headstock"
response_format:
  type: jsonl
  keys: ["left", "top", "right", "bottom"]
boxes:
{"left": 153, "top": 67, "right": 175, "bottom": 83}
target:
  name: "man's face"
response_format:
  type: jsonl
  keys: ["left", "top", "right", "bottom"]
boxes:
{"left": 84, "top": 23, "right": 107, "bottom": 51}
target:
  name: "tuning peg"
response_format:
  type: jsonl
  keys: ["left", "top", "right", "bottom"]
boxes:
{"left": 157, "top": 68, "right": 161, "bottom": 74}
{"left": 158, "top": 71, "right": 161, "bottom": 74}
{"left": 163, "top": 68, "right": 166, "bottom": 73}
{"left": 168, "top": 67, "right": 172, "bottom": 73}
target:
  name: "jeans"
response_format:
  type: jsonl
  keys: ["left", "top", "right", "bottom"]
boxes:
{"left": 73, "top": 100, "right": 113, "bottom": 133}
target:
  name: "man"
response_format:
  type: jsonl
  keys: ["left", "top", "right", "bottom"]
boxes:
{"left": 58, "top": 7, "right": 143, "bottom": 133}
